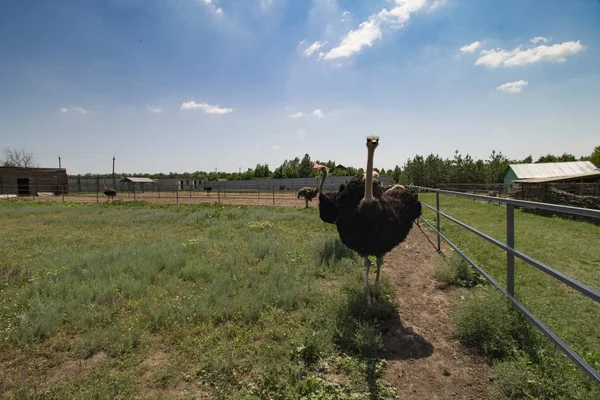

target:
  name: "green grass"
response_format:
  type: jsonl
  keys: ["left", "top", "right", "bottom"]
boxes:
{"left": 0, "top": 201, "right": 400, "bottom": 399}
{"left": 421, "top": 193, "right": 600, "bottom": 399}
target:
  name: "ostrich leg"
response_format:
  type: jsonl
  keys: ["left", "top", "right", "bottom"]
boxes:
{"left": 305, "top": 198, "right": 308, "bottom": 208}
{"left": 372, "top": 256, "right": 384, "bottom": 303}
{"left": 364, "top": 257, "right": 372, "bottom": 307}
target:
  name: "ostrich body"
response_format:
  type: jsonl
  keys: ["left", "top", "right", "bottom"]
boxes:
{"left": 297, "top": 168, "right": 326, "bottom": 208}
{"left": 335, "top": 137, "right": 422, "bottom": 306}
{"left": 318, "top": 173, "right": 383, "bottom": 224}
{"left": 103, "top": 185, "right": 117, "bottom": 202}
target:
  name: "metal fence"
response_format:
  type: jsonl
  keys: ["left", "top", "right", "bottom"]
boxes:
{"left": 0, "top": 183, "right": 353, "bottom": 207}
{"left": 416, "top": 186, "right": 600, "bottom": 385}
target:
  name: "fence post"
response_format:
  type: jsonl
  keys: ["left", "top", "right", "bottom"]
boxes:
{"left": 96, "top": 178, "right": 99, "bottom": 203}
{"left": 436, "top": 191, "right": 441, "bottom": 252}
{"left": 133, "top": 185, "right": 136, "bottom": 201}
{"left": 176, "top": 184, "right": 179, "bottom": 205}
{"left": 506, "top": 204, "right": 515, "bottom": 296}
{"left": 218, "top": 188, "right": 221, "bottom": 203}
{"left": 62, "top": 185, "right": 65, "bottom": 202}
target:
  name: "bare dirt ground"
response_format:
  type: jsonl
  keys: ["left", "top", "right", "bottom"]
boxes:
{"left": 380, "top": 225, "right": 491, "bottom": 400}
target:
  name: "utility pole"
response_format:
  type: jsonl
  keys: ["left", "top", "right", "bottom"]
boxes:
{"left": 58, "top": 156, "right": 61, "bottom": 169}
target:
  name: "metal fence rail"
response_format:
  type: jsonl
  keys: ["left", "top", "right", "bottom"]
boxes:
{"left": 0, "top": 183, "right": 327, "bottom": 208}
{"left": 416, "top": 186, "right": 600, "bottom": 385}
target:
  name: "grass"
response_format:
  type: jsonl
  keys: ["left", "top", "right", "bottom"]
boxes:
{"left": 0, "top": 200, "right": 400, "bottom": 399}
{"left": 422, "top": 193, "right": 600, "bottom": 399}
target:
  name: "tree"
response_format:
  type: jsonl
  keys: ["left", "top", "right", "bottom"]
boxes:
{"left": 557, "top": 153, "right": 577, "bottom": 162}
{"left": 590, "top": 146, "right": 600, "bottom": 168}
{"left": 298, "top": 154, "right": 313, "bottom": 178}
{"left": 536, "top": 154, "right": 557, "bottom": 163}
{"left": 2, "top": 147, "right": 36, "bottom": 168}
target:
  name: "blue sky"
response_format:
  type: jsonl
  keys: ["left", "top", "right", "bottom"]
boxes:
{"left": 1, "top": 0, "right": 599, "bottom": 174}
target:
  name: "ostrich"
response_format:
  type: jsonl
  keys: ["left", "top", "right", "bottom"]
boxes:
{"left": 335, "top": 137, "right": 422, "bottom": 306}
{"left": 318, "top": 171, "right": 383, "bottom": 224}
{"left": 297, "top": 168, "right": 326, "bottom": 208}
{"left": 103, "top": 185, "right": 117, "bottom": 202}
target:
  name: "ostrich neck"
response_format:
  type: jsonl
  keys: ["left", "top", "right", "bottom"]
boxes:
{"left": 318, "top": 169, "right": 327, "bottom": 193}
{"left": 365, "top": 147, "right": 375, "bottom": 201}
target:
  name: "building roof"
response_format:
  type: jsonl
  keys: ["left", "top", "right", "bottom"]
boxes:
{"left": 120, "top": 177, "right": 155, "bottom": 183}
{"left": 513, "top": 171, "right": 600, "bottom": 184}
{"left": 508, "top": 161, "right": 599, "bottom": 180}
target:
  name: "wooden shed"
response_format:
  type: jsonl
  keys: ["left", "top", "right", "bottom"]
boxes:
{"left": 0, "top": 167, "right": 68, "bottom": 195}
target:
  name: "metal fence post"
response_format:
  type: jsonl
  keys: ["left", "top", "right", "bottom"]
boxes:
{"left": 436, "top": 192, "right": 441, "bottom": 252}
{"left": 507, "top": 204, "right": 515, "bottom": 296}
{"left": 272, "top": 186, "right": 275, "bottom": 206}
{"left": 96, "top": 178, "right": 99, "bottom": 203}
{"left": 176, "top": 184, "right": 179, "bottom": 205}
{"left": 133, "top": 185, "right": 136, "bottom": 201}
{"left": 218, "top": 188, "right": 221, "bottom": 203}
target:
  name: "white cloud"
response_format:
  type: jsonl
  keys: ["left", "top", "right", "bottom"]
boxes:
{"left": 428, "top": 0, "right": 446, "bottom": 11}
{"left": 60, "top": 108, "right": 68, "bottom": 113}
{"left": 289, "top": 109, "right": 325, "bottom": 118}
{"left": 460, "top": 41, "right": 481, "bottom": 54}
{"left": 201, "top": 0, "right": 223, "bottom": 15}
{"left": 145, "top": 105, "right": 162, "bottom": 113}
{"left": 341, "top": 10, "right": 350, "bottom": 21}
{"left": 323, "top": 19, "right": 382, "bottom": 59}
{"left": 377, "top": 0, "right": 427, "bottom": 26}
{"left": 323, "top": 0, "right": 427, "bottom": 60}
{"left": 304, "top": 41, "right": 327, "bottom": 56}
{"left": 73, "top": 107, "right": 89, "bottom": 114}
{"left": 271, "top": 145, "right": 282, "bottom": 150}
{"left": 496, "top": 80, "right": 528, "bottom": 94}
{"left": 530, "top": 36, "right": 549, "bottom": 44}
{"left": 476, "top": 41, "right": 584, "bottom": 68}
{"left": 180, "top": 101, "right": 233, "bottom": 114}
{"left": 312, "top": 109, "right": 325, "bottom": 118}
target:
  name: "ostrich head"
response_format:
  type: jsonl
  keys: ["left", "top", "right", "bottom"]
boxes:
{"left": 366, "top": 136, "right": 379, "bottom": 150}
{"left": 364, "top": 136, "right": 379, "bottom": 202}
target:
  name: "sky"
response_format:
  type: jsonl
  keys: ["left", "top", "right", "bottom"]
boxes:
{"left": 1, "top": 0, "right": 599, "bottom": 174}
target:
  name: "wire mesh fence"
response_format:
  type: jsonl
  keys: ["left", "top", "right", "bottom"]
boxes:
{"left": 0, "top": 183, "right": 351, "bottom": 208}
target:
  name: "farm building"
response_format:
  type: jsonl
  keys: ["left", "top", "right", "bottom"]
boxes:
{"left": 0, "top": 167, "right": 68, "bottom": 196}
{"left": 120, "top": 177, "right": 156, "bottom": 192}
{"left": 504, "top": 161, "right": 599, "bottom": 192}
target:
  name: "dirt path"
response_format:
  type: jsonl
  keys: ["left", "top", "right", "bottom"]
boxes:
{"left": 380, "top": 224, "right": 492, "bottom": 400}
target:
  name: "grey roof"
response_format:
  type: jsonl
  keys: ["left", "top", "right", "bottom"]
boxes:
{"left": 121, "top": 177, "right": 155, "bottom": 183}
{"left": 513, "top": 171, "right": 600, "bottom": 184}
{"left": 508, "top": 161, "right": 599, "bottom": 180}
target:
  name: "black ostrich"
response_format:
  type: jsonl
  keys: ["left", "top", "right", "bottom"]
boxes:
{"left": 103, "top": 185, "right": 117, "bottom": 202}
{"left": 318, "top": 172, "right": 383, "bottom": 224}
{"left": 335, "top": 136, "right": 422, "bottom": 306}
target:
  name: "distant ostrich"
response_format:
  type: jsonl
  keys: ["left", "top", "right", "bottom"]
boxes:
{"left": 335, "top": 137, "right": 422, "bottom": 306}
{"left": 318, "top": 171, "right": 383, "bottom": 224}
{"left": 103, "top": 185, "right": 117, "bottom": 202}
{"left": 297, "top": 169, "right": 326, "bottom": 208}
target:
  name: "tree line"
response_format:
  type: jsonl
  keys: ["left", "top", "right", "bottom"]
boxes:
{"left": 3, "top": 146, "right": 599, "bottom": 185}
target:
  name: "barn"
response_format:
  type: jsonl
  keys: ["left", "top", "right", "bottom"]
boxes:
{"left": 504, "top": 161, "right": 599, "bottom": 192}
{"left": 0, "top": 167, "right": 68, "bottom": 196}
